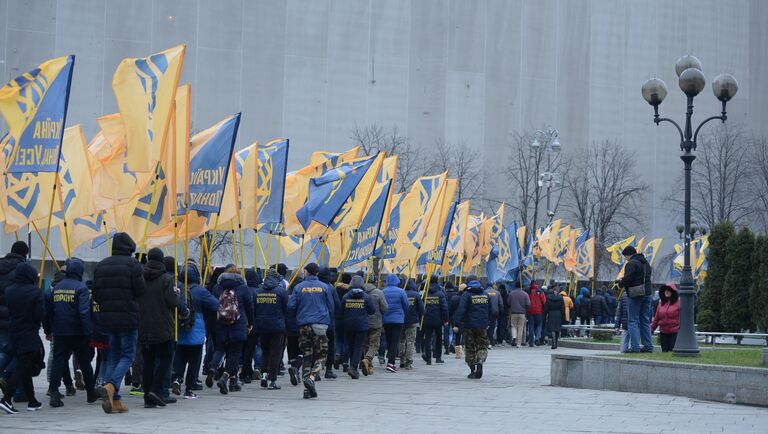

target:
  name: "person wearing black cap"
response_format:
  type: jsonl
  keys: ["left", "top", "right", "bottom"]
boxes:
{"left": 317, "top": 267, "right": 340, "bottom": 379}
{"left": 0, "top": 241, "right": 28, "bottom": 395}
{"left": 253, "top": 269, "right": 289, "bottom": 389}
{"left": 421, "top": 275, "right": 448, "bottom": 365}
{"left": 92, "top": 232, "right": 147, "bottom": 414}
{"left": 288, "top": 262, "right": 334, "bottom": 399}
{"left": 617, "top": 245, "right": 654, "bottom": 353}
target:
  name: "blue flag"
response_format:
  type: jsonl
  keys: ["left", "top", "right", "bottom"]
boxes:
{"left": 344, "top": 180, "right": 392, "bottom": 267}
{"left": 417, "top": 201, "right": 457, "bottom": 266}
{"left": 258, "top": 139, "right": 289, "bottom": 224}
{"left": 378, "top": 193, "right": 405, "bottom": 260}
{"left": 187, "top": 113, "right": 240, "bottom": 213}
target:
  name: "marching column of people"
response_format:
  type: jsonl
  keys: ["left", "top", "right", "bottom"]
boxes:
{"left": 0, "top": 231, "right": 666, "bottom": 414}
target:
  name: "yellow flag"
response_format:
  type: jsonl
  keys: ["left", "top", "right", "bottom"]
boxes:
{"left": 167, "top": 83, "right": 191, "bottom": 214}
{"left": 574, "top": 237, "right": 595, "bottom": 279}
{"left": 395, "top": 172, "right": 448, "bottom": 262}
{"left": 480, "top": 203, "right": 505, "bottom": 258}
{"left": 113, "top": 45, "right": 186, "bottom": 172}
{"left": 463, "top": 214, "right": 484, "bottom": 273}
{"left": 606, "top": 235, "right": 636, "bottom": 265}
{"left": 66, "top": 210, "right": 117, "bottom": 252}
{"left": 45, "top": 125, "right": 96, "bottom": 230}
{"left": 418, "top": 178, "right": 457, "bottom": 255}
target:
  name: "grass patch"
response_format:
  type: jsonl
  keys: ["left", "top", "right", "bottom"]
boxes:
{"left": 610, "top": 349, "right": 766, "bottom": 368}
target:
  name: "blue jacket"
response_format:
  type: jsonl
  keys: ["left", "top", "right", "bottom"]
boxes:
{"left": 403, "top": 281, "right": 425, "bottom": 324}
{"left": 453, "top": 281, "right": 491, "bottom": 329}
{"left": 44, "top": 258, "right": 92, "bottom": 337}
{"left": 5, "top": 262, "right": 45, "bottom": 354}
{"left": 381, "top": 274, "right": 410, "bottom": 324}
{"left": 340, "top": 288, "right": 375, "bottom": 332}
{"left": 253, "top": 271, "right": 289, "bottom": 333}
{"left": 615, "top": 292, "right": 629, "bottom": 330}
{"left": 421, "top": 282, "right": 449, "bottom": 327}
{"left": 289, "top": 275, "right": 335, "bottom": 327}
{"left": 213, "top": 272, "right": 254, "bottom": 343}
{"left": 178, "top": 264, "right": 219, "bottom": 346}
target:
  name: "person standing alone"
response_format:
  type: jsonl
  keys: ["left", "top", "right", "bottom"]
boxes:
{"left": 453, "top": 279, "right": 490, "bottom": 379}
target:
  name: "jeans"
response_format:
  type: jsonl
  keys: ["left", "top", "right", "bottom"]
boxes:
{"left": 527, "top": 314, "right": 543, "bottom": 345}
{"left": 173, "top": 344, "right": 203, "bottom": 392}
{"left": 619, "top": 329, "right": 630, "bottom": 353}
{"left": 487, "top": 316, "right": 498, "bottom": 344}
{"left": 0, "top": 331, "right": 12, "bottom": 375}
{"left": 142, "top": 340, "right": 174, "bottom": 399}
{"left": 334, "top": 319, "right": 347, "bottom": 363}
{"left": 104, "top": 329, "right": 138, "bottom": 400}
{"left": 443, "top": 324, "right": 453, "bottom": 349}
{"left": 628, "top": 295, "right": 653, "bottom": 352}
{"left": 211, "top": 340, "right": 244, "bottom": 377}
{"left": 496, "top": 314, "right": 508, "bottom": 344}
{"left": 50, "top": 335, "right": 95, "bottom": 395}
{"left": 1, "top": 351, "right": 40, "bottom": 405}
{"left": 383, "top": 323, "right": 403, "bottom": 365}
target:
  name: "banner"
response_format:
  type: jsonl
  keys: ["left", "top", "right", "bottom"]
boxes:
{"left": 379, "top": 192, "right": 405, "bottom": 260}
{"left": 574, "top": 237, "right": 595, "bottom": 279}
{"left": 344, "top": 180, "right": 392, "bottom": 267}
{"left": 396, "top": 172, "right": 448, "bottom": 262}
{"left": 187, "top": 113, "right": 240, "bottom": 214}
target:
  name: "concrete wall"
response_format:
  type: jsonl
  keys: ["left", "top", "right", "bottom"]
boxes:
{"left": 1, "top": 0, "right": 767, "bottom": 263}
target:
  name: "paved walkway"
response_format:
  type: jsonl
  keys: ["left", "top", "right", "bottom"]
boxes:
{"left": 2, "top": 345, "right": 767, "bottom": 433}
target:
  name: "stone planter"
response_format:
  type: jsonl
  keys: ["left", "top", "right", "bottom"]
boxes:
{"left": 764, "top": 348, "right": 768, "bottom": 366}
{"left": 551, "top": 354, "right": 768, "bottom": 406}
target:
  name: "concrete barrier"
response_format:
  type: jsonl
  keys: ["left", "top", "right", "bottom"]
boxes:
{"left": 551, "top": 354, "right": 768, "bottom": 406}
{"left": 764, "top": 348, "right": 768, "bottom": 366}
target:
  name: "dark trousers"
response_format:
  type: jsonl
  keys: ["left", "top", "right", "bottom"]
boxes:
{"left": 487, "top": 315, "right": 498, "bottom": 344}
{"left": 422, "top": 326, "right": 442, "bottom": 360}
{"left": 325, "top": 329, "right": 335, "bottom": 370}
{"left": 51, "top": 335, "right": 95, "bottom": 394}
{"left": 130, "top": 343, "right": 143, "bottom": 386}
{"left": 212, "top": 340, "right": 244, "bottom": 377}
{"left": 259, "top": 333, "right": 284, "bottom": 381}
{"left": 660, "top": 333, "right": 678, "bottom": 352}
{"left": 173, "top": 344, "right": 202, "bottom": 391}
{"left": 496, "top": 314, "right": 508, "bottom": 343}
{"left": 142, "top": 340, "right": 173, "bottom": 398}
{"left": 241, "top": 331, "right": 260, "bottom": 378}
{"left": 2, "top": 351, "right": 40, "bottom": 404}
{"left": 344, "top": 330, "right": 367, "bottom": 369}
{"left": 286, "top": 334, "right": 300, "bottom": 364}
{"left": 383, "top": 323, "right": 403, "bottom": 364}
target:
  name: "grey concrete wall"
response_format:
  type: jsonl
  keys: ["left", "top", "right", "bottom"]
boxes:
{"left": 0, "top": 0, "right": 767, "bottom": 262}
{"left": 551, "top": 353, "right": 768, "bottom": 406}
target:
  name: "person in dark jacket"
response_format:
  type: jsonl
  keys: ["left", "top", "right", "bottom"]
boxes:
{"left": 614, "top": 291, "right": 630, "bottom": 353}
{"left": 618, "top": 246, "right": 654, "bottom": 352}
{"left": 447, "top": 282, "right": 464, "bottom": 358}
{"left": 318, "top": 267, "right": 341, "bottom": 380}
{"left": 44, "top": 258, "right": 97, "bottom": 407}
{"left": 453, "top": 279, "right": 490, "bottom": 379}
{"left": 241, "top": 268, "right": 263, "bottom": 384}
{"left": 137, "top": 248, "right": 178, "bottom": 408}
{"left": 442, "top": 282, "right": 459, "bottom": 355}
{"left": 253, "top": 269, "right": 288, "bottom": 389}
{"left": 0, "top": 262, "right": 45, "bottom": 413}
{"left": 209, "top": 268, "right": 254, "bottom": 394}
{"left": 421, "top": 275, "right": 448, "bottom": 365}
{"left": 340, "top": 276, "right": 375, "bottom": 379}
{"left": 399, "top": 279, "right": 424, "bottom": 370}
{"left": 526, "top": 282, "right": 547, "bottom": 346}
{"left": 92, "top": 232, "right": 146, "bottom": 414}
{"left": 576, "top": 287, "right": 592, "bottom": 330}
{"left": 381, "top": 274, "right": 409, "bottom": 373}
{"left": 361, "top": 278, "right": 387, "bottom": 375}
{"left": 590, "top": 289, "right": 610, "bottom": 325}
{"left": 485, "top": 285, "right": 501, "bottom": 347}
{"left": 0, "top": 241, "right": 29, "bottom": 378}
{"left": 604, "top": 288, "right": 618, "bottom": 324}
{"left": 544, "top": 291, "right": 566, "bottom": 349}
{"left": 174, "top": 262, "right": 219, "bottom": 399}
{"left": 332, "top": 272, "right": 351, "bottom": 373}
{"left": 288, "top": 263, "right": 334, "bottom": 399}
{"left": 496, "top": 283, "right": 510, "bottom": 345}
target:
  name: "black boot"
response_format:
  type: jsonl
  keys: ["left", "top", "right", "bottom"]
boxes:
{"left": 229, "top": 377, "right": 242, "bottom": 392}
{"left": 467, "top": 364, "right": 476, "bottom": 379}
{"left": 475, "top": 364, "right": 483, "bottom": 379}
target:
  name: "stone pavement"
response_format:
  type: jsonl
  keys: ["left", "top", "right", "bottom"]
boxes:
{"left": 2, "top": 345, "right": 767, "bottom": 433}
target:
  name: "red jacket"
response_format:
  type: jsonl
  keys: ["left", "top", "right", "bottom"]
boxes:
{"left": 652, "top": 284, "right": 680, "bottom": 334}
{"left": 527, "top": 288, "right": 547, "bottom": 315}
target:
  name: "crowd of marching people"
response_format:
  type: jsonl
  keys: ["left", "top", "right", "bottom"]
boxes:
{"left": 0, "top": 234, "right": 668, "bottom": 414}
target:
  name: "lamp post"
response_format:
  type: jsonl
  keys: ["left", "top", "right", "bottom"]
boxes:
{"left": 531, "top": 127, "right": 562, "bottom": 230}
{"left": 642, "top": 55, "right": 738, "bottom": 357}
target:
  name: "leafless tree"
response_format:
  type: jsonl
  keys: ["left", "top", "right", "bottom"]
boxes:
{"left": 190, "top": 230, "right": 253, "bottom": 269}
{"left": 748, "top": 135, "right": 768, "bottom": 232}
{"left": 427, "top": 140, "right": 484, "bottom": 207}
{"left": 350, "top": 123, "right": 426, "bottom": 193}
{"left": 504, "top": 130, "right": 567, "bottom": 232}
{"left": 665, "top": 123, "right": 753, "bottom": 230}
{"left": 563, "top": 139, "right": 649, "bottom": 279}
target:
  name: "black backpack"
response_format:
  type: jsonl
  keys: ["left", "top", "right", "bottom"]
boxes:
{"left": 178, "top": 287, "right": 196, "bottom": 331}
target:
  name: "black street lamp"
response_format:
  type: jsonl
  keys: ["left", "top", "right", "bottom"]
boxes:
{"left": 642, "top": 55, "right": 738, "bottom": 357}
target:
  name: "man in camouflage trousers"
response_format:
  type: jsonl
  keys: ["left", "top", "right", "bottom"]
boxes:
{"left": 452, "top": 277, "right": 494, "bottom": 379}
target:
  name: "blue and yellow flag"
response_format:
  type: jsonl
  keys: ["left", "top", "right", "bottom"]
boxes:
{"left": 1, "top": 138, "right": 57, "bottom": 230}
{"left": 234, "top": 138, "right": 289, "bottom": 229}
{"left": 113, "top": 45, "right": 185, "bottom": 172}
{"left": 396, "top": 173, "right": 448, "bottom": 262}
{"left": 485, "top": 222, "right": 520, "bottom": 283}
{"left": 574, "top": 236, "right": 595, "bottom": 279}
{"left": 641, "top": 237, "right": 664, "bottom": 267}
{"left": 607, "top": 235, "right": 636, "bottom": 266}
{"left": 379, "top": 192, "right": 405, "bottom": 260}
{"left": 431, "top": 201, "right": 458, "bottom": 266}
{"left": 66, "top": 210, "right": 117, "bottom": 252}
{"left": 186, "top": 113, "right": 240, "bottom": 214}
{"left": 462, "top": 214, "right": 484, "bottom": 273}
{"left": 344, "top": 180, "right": 392, "bottom": 267}
{"left": 296, "top": 155, "right": 377, "bottom": 236}
{"left": 1, "top": 55, "right": 75, "bottom": 173}
{"left": 328, "top": 153, "right": 386, "bottom": 232}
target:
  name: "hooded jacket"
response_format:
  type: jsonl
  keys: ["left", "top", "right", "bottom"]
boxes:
{"left": 404, "top": 280, "right": 425, "bottom": 325}
{"left": 619, "top": 253, "right": 653, "bottom": 297}
{"left": 253, "top": 270, "right": 289, "bottom": 333}
{"left": 5, "top": 262, "right": 45, "bottom": 354}
{"left": 590, "top": 289, "right": 610, "bottom": 319}
{"left": 421, "top": 282, "right": 448, "bottom": 327}
{"left": 213, "top": 272, "right": 254, "bottom": 342}
{"left": 559, "top": 291, "right": 574, "bottom": 322}
{"left": 92, "top": 233, "right": 147, "bottom": 329}
{"left": 318, "top": 268, "right": 341, "bottom": 330}
{"left": 605, "top": 289, "right": 618, "bottom": 318}
{"left": 289, "top": 275, "right": 335, "bottom": 327}
{"left": 363, "top": 279, "right": 388, "bottom": 329}
{"left": 486, "top": 286, "right": 501, "bottom": 318}
{"left": 44, "top": 258, "right": 92, "bottom": 337}
{"left": 545, "top": 292, "right": 566, "bottom": 331}
{"left": 138, "top": 259, "right": 178, "bottom": 344}
{"left": 652, "top": 284, "right": 680, "bottom": 334}
{"left": 576, "top": 288, "right": 592, "bottom": 318}
{"left": 0, "top": 252, "right": 26, "bottom": 331}
{"left": 453, "top": 281, "right": 490, "bottom": 329}
{"left": 382, "top": 274, "right": 410, "bottom": 324}
{"left": 526, "top": 285, "right": 547, "bottom": 315}
{"left": 615, "top": 292, "right": 629, "bottom": 330}
{"left": 340, "top": 279, "right": 375, "bottom": 332}
{"left": 507, "top": 287, "right": 531, "bottom": 314}
{"left": 178, "top": 264, "right": 219, "bottom": 346}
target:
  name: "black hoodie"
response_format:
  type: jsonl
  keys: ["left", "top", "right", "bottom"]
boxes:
{"left": 138, "top": 260, "right": 178, "bottom": 344}
{"left": 5, "top": 262, "right": 45, "bottom": 353}
{"left": 0, "top": 252, "right": 26, "bottom": 331}
{"left": 619, "top": 253, "right": 653, "bottom": 297}
{"left": 92, "top": 232, "right": 147, "bottom": 329}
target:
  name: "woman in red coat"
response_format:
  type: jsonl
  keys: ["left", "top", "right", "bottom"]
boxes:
{"left": 651, "top": 284, "right": 680, "bottom": 352}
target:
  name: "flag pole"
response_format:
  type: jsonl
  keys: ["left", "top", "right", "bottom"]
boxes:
{"left": 287, "top": 227, "right": 329, "bottom": 288}
{"left": 274, "top": 225, "right": 281, "bottom": 269}
{"left": 173, "top": 215, "right": 179, "bottom": 342}
{"left": 54, "top": 180, "right": 72, "bottom": 258}
{"left": 138, "top": 163, "right": 163, "bottom": 262}
{"left": 38, "top": 180, "right": 59, "bottom": 287}
{"left": 30, "top": 221, "right": 61, "bottom": 271}
{"left": 101, "top": 211, "right": 112, "bottom": 252}
{"left": 265, "top": 230, "right": 273, "bottom": 269}
{"left": 201, "top": 212, "right": 221, "bottom": 285}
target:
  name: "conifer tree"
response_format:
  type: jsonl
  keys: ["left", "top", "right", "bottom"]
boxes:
{"left": 721, "top": 227, "right": 754, "bottom": 332}
{"left": 697, "top": 222, "right": 735, "bottom": 331}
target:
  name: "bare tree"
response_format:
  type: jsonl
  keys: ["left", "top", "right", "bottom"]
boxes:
{"left": 350, "top": 123, "right": 426, "bottom": 193}
{"left": 749, "top": 135, "right": 768, "bottom": 232}
{"left": 665, "top": 123, "right": 753, "bottom": 229}
{"left": 427, "top": 140, "right": 484, "bottom": 207}
{"left": 504, "top": 130, "right": 567, "bottom": 232}
{"left": 563, "top": 139, "right": 649, "bottom": 279}
{"left": 190, "top": 230, "right": 253, "bottom": 269}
